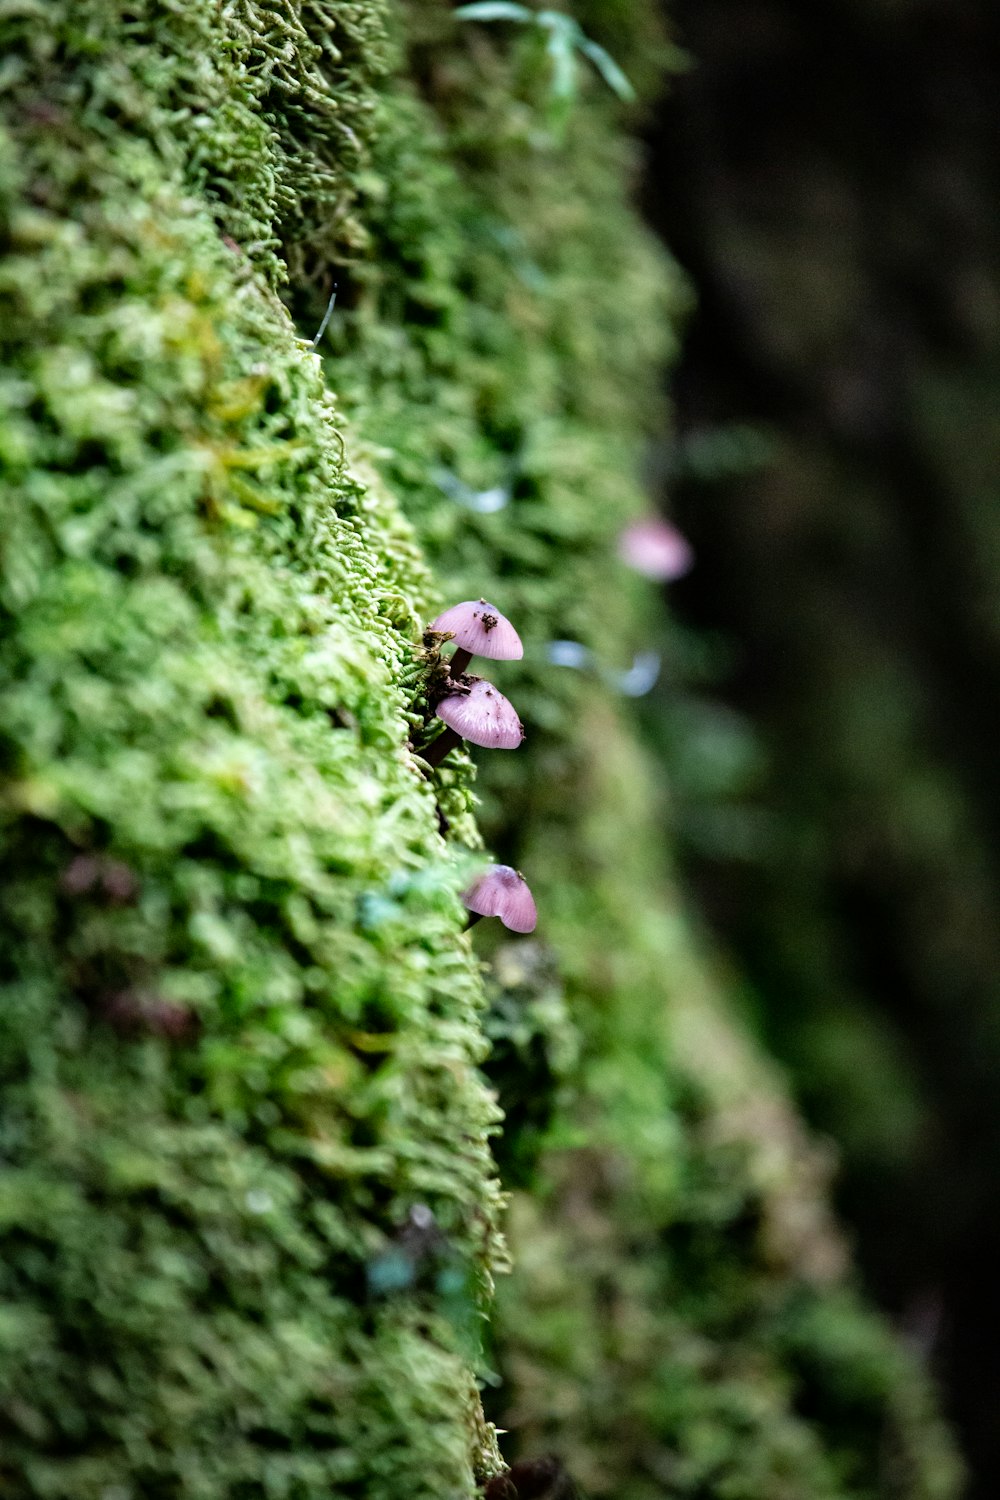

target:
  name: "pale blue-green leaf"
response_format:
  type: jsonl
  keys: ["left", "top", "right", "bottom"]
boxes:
{"left": 454, "top": 2, "right": 533, "bottom": 22}
{"left": 577, "top": 36, "right": 636, "bottom": 101}
{"left": 546, "top": 30, "right": 578, "bottom": 103}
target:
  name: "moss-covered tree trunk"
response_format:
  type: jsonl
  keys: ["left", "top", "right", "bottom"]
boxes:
{"left": 0, "top": 2, "right": 963, "bottom": 1497}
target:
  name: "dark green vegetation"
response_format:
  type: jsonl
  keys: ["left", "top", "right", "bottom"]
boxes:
{"left": 647, "top": 2, "right": 1000, "bottom": 1492}
{"left": 0, "top": 2, "right": 962, "bottom": 1497}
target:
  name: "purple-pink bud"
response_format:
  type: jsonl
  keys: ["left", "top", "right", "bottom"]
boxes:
{"left": 436, "top": 679, "right": 524, "bottom": 749}
{"left": 618, "top": 518, "right": 693, "bottom": 581}
{"left": 429, "top": 599, "right": 523, "bottom": 661}
{"left": 462, "top": 865, "right": 537, "bottom": 933}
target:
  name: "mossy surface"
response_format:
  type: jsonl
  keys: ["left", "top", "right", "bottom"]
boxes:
{"left": 0, "top": 2, "right": 961, "bottom": 1498}
{"left": 1, "top": 5, "right": 500, "bottom": 1496}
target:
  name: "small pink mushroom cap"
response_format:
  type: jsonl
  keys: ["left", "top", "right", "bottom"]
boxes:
{"left": 462, "top": 865, "right": 537, "bottom": 933}
{"left": 429, "top": 599, "right": 523, "bottom": 660}
{"left": 618, "top": 518, "right": 694, "bottom": 581}
{"left": 436, "top": 679, "right": 524, "bottom": 749}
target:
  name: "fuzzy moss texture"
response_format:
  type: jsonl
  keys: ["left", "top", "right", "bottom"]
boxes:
{"left": 0, "top": 3, "right": 961, "bottom": 1500}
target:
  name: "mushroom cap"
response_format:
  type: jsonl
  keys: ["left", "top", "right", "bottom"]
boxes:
{"left": 435, "top": 678, "right": 524, "bottom": 749}
{"left": 462, "top": 865, "right": 537, "bottom": 933}
{"left": 618, "top": 518, "right": 693, "bottom": 581}
{"left": 429, "top": 599, "right": 523, "bottom": 660}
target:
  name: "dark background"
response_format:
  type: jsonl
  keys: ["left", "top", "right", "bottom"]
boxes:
{"left": 643, "top": 1, "right": 1000, "bottom": 1493}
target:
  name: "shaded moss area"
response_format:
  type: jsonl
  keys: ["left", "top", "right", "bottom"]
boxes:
{"left": 0, "top": 1, "right": 962, "bottom": 1497}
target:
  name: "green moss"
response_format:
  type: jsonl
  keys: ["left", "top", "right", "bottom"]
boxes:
{"left": 0, "top": 5, "right": 502, "bottom": 1495}
{"left": 0, "top": 1, "right": 961, "bottom": 1497}
{"left": 326, "top": 7, "right": 961, "bottom": 1497}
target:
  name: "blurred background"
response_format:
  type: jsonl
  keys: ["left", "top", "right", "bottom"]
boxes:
{"left": 641, "top": 1, "right": 1000, "bottom": 1493}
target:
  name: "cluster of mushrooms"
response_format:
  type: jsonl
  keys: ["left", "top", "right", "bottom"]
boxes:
{"left": 421, "top": 519, "right": 692, "bottom": 938}
{"left": 423, "top": 599, "right": 537, "bottom": 936}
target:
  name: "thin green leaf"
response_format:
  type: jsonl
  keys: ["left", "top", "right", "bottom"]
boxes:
{"left": 577, "top": 36, "right": 636, "bottom": 101}
{"left": 454, "top": 2, "right": 533, "bottom": 22}
{"left": 546, "top": 28, "right": 578, "bottom": 103}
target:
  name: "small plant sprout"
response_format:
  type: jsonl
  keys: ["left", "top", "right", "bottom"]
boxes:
{"left": 455, "top": 5, "right": 636, "bottom": 137}
{"left": 618, "top": 517, "right": 694, "bottom": 581}
{"left": 310, "top": 283, "right": 338, "bottom": 347}
{"left": 429, "top": 599, "right": 523, "bottom": 679}
{"left": 546, "top": 639, "right": 593, "bottom": 671}
{"left": 608, "top": 650, "right": 661, "bottom": 697}
{"left": 433, "top": 465, "right": 511, "bottom": 514}
{"left": 423, "top": 678, "right": 524, "bottom": 769}
{"left": 462, "top": 865, "right": 537, "bottom": 933}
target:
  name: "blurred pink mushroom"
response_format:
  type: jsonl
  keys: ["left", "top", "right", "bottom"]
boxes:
{"left": 429, "top": 598, "right": 523, "bottom": 678}
{"left": 423, "top": 678, "right": 524, "bottom": 768}
{"left": 618, "top": 518, "right": 693, "bottom": 581}
{"left": 462, "top": 865, "right": 537, "bottom": 933}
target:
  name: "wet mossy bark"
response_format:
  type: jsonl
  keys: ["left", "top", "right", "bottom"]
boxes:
{"left": 0, "top": 2, "right": 962, "bottom": 1497}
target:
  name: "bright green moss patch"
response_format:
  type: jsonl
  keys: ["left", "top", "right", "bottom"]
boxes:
{"left": 0, "top": 6, "right": 503, "bottom": 1496}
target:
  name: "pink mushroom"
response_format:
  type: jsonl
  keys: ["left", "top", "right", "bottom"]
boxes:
{"left": 429, "top": 599, "right": 523, "bottom": 679}
{"left": 423, "top": 678, "right": 524, "bottom": 769}
{"left": 618, "top": 518, "right": 693, "bottom": 581}
{"left": 462, "top": 865, "right": 537, "bottom": 933}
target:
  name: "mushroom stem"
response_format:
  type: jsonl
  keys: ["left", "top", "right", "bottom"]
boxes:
{"left": 422, "top": 726, "right": 462, "bottom": 769}
{"left": 449, "top": 646, "right": 473, "bottom": 678}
